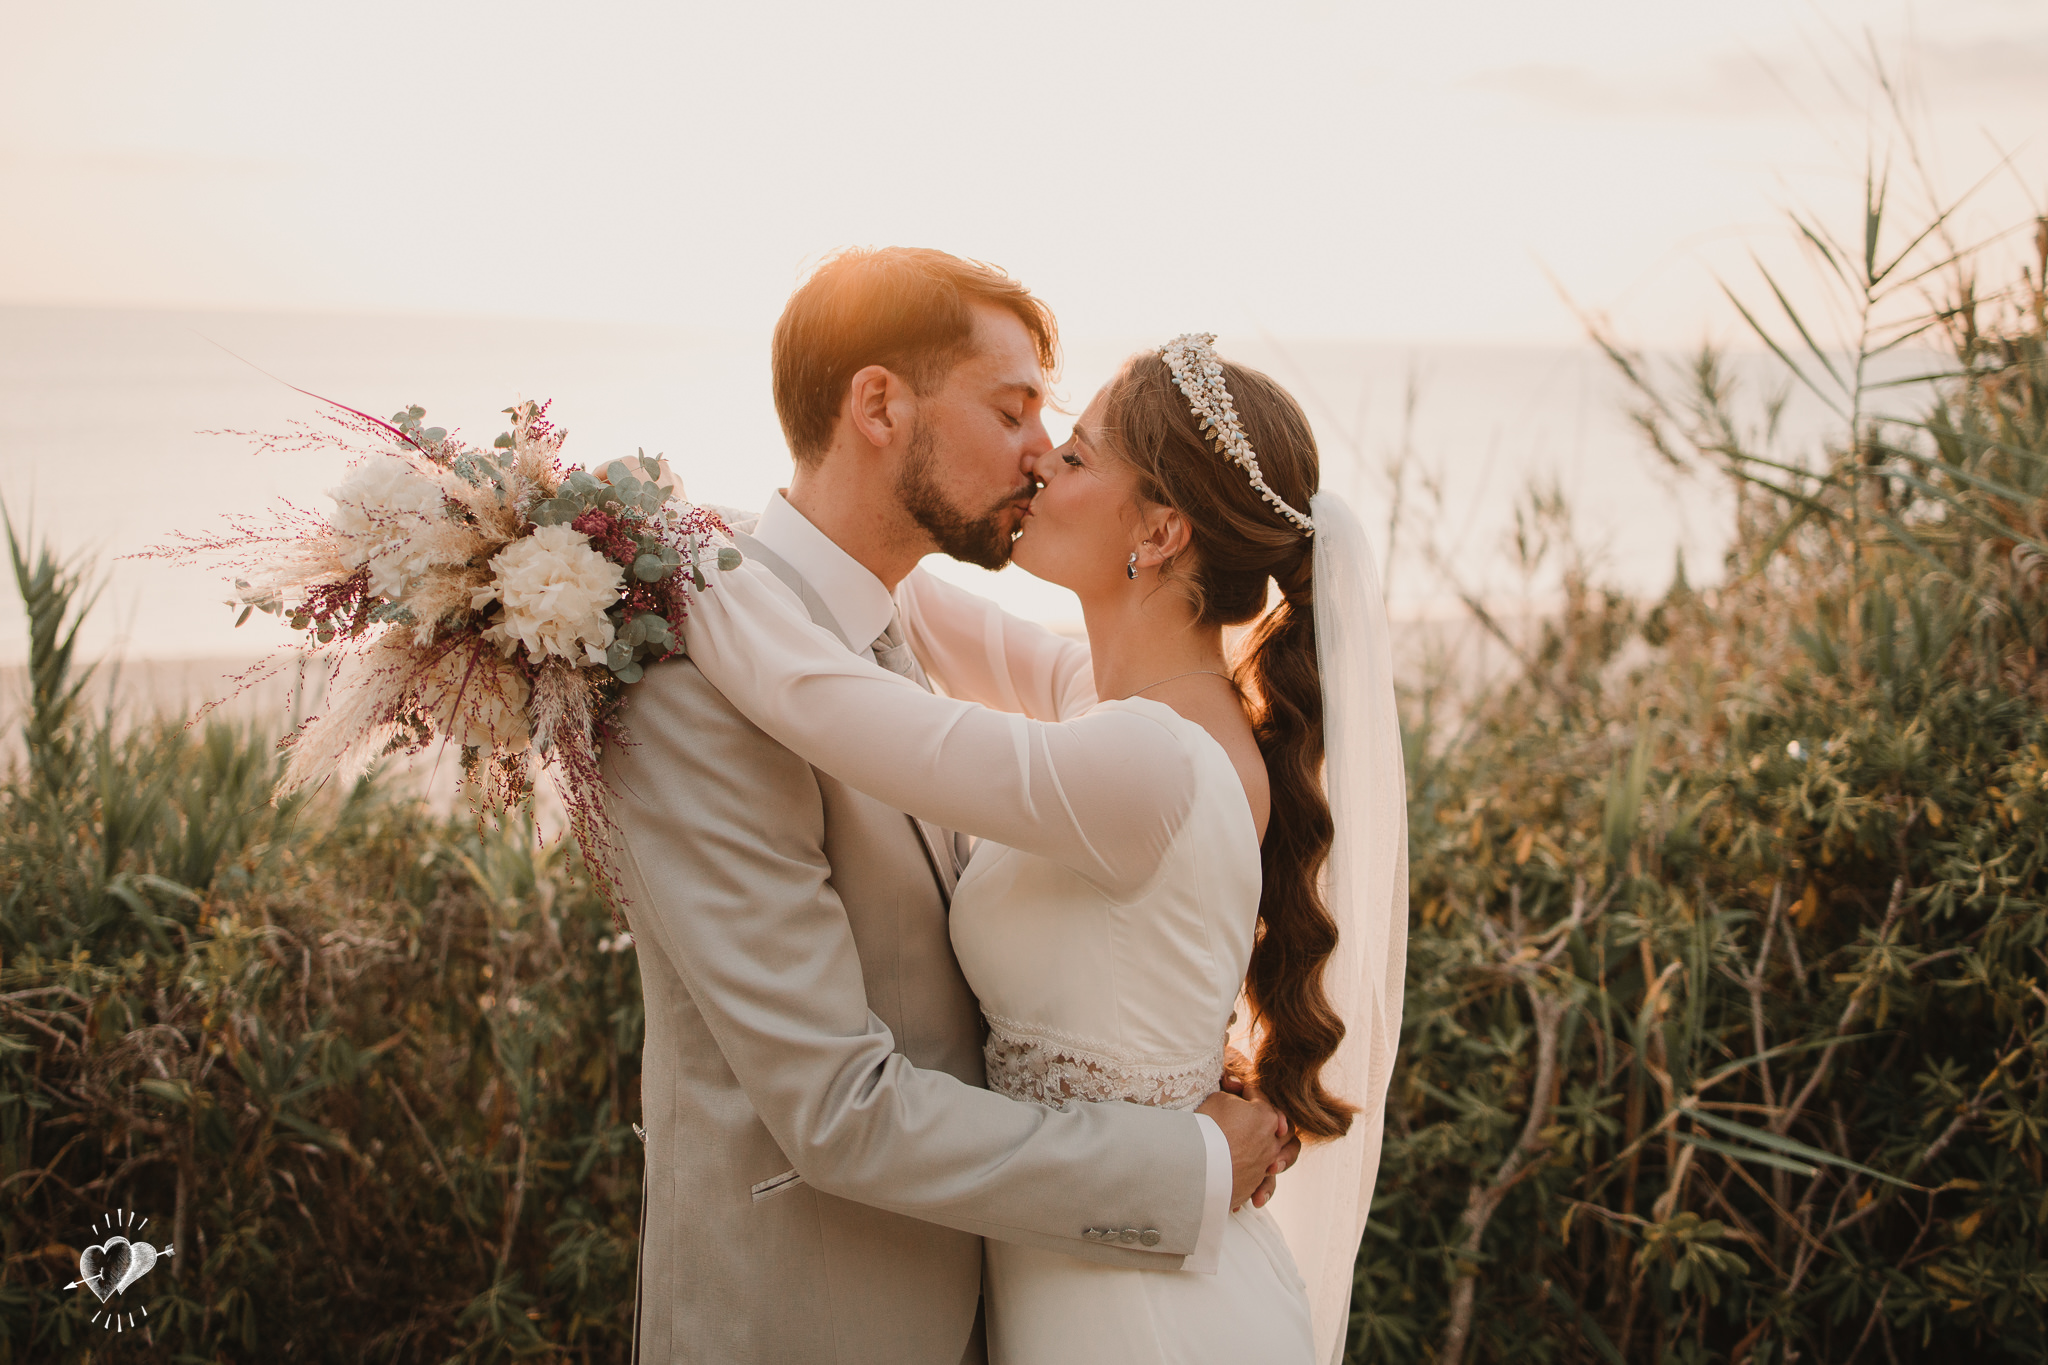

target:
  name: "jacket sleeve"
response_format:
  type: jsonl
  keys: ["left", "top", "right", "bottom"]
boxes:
{"left": 602, "top": 658, "right": 1210, "bottom": 1263}
{"left": 682, "top": 559, "right": 1194, "bottom": 896}
{"left": 895, "top": 567, "right": 1097, "bottom": 720}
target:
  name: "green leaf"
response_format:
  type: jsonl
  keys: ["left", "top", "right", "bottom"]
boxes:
{"left": 1753, "top": 255, "right": 1846, "bottom": 393}
{"left": 275, "top": 1110, "right": 348, "bottom": 1150}
{"left": 139, "top": 1077, "right": 196, "bottom": 1107}
{"left": 1674, "top": 1130, "right": 1818, "bottom": 1177}
{"left": 1718, "top": 278, "right": 1849, "bottom": 420}
{"left": 1681, "top": 1108, "right": 1926, "bottom": 1189}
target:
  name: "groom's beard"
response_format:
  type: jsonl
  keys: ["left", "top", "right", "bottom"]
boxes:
{"left": 896, "top": 419, "right": 1034, "bottom": 571}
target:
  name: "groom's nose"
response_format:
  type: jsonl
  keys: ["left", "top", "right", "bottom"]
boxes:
{"left": 1021, "top": 409, "right": 1053, "bottom": 461}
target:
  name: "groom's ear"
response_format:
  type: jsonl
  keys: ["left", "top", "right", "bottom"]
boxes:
{"left": 846, "top": 364, "right": 912, "bottom": 453}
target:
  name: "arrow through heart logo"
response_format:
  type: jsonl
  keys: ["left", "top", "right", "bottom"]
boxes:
{"left": 65, "top": 1206, "right": 173, "bottom": 1331}
{"left": 79, "top": 1235, "right": 159, "bottom": 1300}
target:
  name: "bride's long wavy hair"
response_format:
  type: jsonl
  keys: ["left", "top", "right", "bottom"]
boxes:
{"left": 1101, "top": 353, "right": 1355, "bottom": 1142}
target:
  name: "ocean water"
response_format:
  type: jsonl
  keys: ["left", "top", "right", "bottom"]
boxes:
{"left": 0, "top": 305, "right": 1877, "bottom": 683}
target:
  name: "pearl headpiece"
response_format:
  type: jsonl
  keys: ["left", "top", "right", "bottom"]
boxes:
{"left": 1156, "top": 333, "right": 1315, "bottom": 535}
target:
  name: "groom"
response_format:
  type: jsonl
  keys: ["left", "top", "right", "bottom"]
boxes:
{"left": 602, "top": 247, "right": 1294, "bottom": 1364}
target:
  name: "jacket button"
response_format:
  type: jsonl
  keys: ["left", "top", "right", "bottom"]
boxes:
{"left": 1119, "top": 1228, "right": 1139, "bottom": 1244}
{"left": 1140, "top": 1229, "right": 1161, "bottom": 1247}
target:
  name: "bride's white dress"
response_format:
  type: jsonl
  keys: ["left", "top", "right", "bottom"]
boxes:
{"left": 682, "top": 561, "right": 1316, "bottom": 1365}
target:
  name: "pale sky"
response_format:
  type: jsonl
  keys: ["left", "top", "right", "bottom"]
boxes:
{"left": 5, "top": 0, "right": 2045, "bottom": 346}
{"left": 3, "top": 2, "right": 2046, "bottom": 670}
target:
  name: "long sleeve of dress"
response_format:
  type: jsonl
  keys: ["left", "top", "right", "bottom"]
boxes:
{"left": 895, "top": 568, "right": 1097, "bottom": 720}
{"left": 683, "top": 558, "right": 1191, "bottom": 895}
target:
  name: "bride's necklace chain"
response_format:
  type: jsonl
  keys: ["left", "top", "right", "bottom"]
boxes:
{"left": 1125, "top": 668, "right": 1232, "bottom": 699}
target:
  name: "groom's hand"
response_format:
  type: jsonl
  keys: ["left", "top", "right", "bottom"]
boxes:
{"left": 1217, "top": 1049, "right": 1301, "bottom": 1208}
{"left": 1196, "top": 1090, "right": 1293, "bottom": 1210}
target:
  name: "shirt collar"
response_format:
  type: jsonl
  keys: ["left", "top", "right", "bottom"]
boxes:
{"left": 752, "top": 492, "right": 898, "bottom": 651}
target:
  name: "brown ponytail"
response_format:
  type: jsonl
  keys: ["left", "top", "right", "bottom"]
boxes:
{"left": 1102, "top": 354, "right": 1356, "bottom": 1142}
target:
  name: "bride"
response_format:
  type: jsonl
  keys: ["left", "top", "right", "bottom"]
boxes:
{"left": 679, "top": 335, "right": 1407, "bottom": 1365}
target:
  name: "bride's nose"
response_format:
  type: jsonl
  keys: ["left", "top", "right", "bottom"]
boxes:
{"left": 1026, "top": 445, "right": 1061, "bottom": 486}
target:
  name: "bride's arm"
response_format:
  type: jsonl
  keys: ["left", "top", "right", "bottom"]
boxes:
{"left": 683, "top": 559, "right": 1190, "bottom": 891}
{"left": 894, "top": 567, "right": 1096, "bottom": 720}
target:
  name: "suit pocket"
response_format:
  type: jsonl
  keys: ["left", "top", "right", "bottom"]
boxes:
{"left": 750, "top": 1168, "right": 806, "bottom": 1203}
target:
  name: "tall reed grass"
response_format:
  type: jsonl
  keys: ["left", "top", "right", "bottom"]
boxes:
{"left": 1351, "top": 162, "right": 2048, "bottom": 1361}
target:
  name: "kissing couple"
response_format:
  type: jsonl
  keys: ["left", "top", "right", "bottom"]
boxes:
{"left": 603, "top": 247, "right": 1408, "bottom": 1365}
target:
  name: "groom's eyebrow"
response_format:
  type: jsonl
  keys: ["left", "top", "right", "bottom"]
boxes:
{"left": 994, "top": 380, "right": 1042, "bottom": 402}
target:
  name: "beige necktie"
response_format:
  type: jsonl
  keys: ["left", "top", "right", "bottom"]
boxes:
{"left": 871, "top": 611, "right": 969, "bottom": 900}
{"left": 871, "top": 613, "right": 928, "bottom": 688}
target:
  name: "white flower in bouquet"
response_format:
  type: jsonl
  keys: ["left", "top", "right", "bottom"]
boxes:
{"left": 418, "top": 646, "right": 532, "bottom": 753}
{"left": 328, "top": 453, "right": 447, "bottom": 597}
{"left": 475, "top": 522, "right": 625, "bottom": 663}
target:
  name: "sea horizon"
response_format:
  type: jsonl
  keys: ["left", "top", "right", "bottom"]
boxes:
{"left": 1, "top": 301, "right": 1912, "bottom": 672}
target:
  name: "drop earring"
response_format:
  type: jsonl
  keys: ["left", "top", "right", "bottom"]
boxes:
{"left": 1126, "top": 553, "right": 1138, "bottom": 581}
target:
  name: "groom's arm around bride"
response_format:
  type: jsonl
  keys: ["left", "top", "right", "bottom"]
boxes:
{"left": 603, "top": 248, "right": 1290, "bottom": 1365}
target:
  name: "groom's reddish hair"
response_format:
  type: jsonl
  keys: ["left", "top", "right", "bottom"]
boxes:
{"left": 772, "top": 247, "right": 1058, "bottom": 467}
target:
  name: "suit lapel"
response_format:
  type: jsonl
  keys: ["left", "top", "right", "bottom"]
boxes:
{"left": 731, "top": 533, "right": 961, "bottom": 906}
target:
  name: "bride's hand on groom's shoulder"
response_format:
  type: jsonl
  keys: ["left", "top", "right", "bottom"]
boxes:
{"left": 1197, "top": 1086, "right": 1301, "bottom": 1212}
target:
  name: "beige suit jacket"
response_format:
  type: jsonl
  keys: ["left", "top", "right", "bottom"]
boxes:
{"left": 605, "top": 534, "right": 1210, "bottom": 1365}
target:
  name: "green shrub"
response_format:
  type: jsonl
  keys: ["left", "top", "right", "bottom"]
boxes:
{"left": 0, "top": 522, "right": 645, "bottom": 1362}
{"left": 1353, "top": 182, "right": 2048, "bottom": 1359}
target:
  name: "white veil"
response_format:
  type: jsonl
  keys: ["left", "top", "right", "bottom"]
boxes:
{"left": 1260, "top": 488, "right": 1410, "bottom": 1365}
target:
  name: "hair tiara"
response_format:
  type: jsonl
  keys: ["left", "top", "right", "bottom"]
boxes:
{"left": 1156, "top": 333, "right": 1315, "bottom": 535}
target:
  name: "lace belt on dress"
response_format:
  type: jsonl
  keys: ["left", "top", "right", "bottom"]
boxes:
{"left": 982, "top": 1012, "right": 1224, "bottom": 1113}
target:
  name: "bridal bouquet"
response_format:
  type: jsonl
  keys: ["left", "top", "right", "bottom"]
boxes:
{"left": 149, "top": 397, "right": 737, "bottom": 902}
